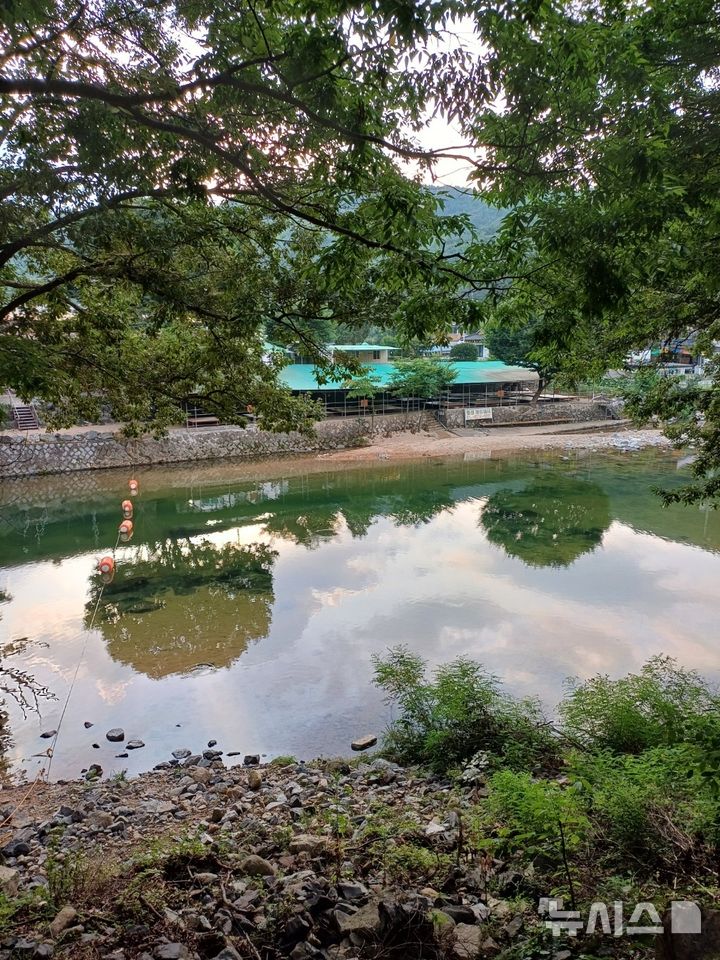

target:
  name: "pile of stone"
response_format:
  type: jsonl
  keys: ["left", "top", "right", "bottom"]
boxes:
{"left": 0, "top": 755, "right": 538, "bottom": 960}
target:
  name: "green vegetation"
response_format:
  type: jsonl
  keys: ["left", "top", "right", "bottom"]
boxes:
{"left": 372, "top": 647, "right": 556, "bottom": 774}
{"left": 388, "top": 358, "right": 457, "bottom": 403}
{"left": 374, "top": 650, "right": 720, "bottom": 905}
{"left": 485, "top": 319, "right": 557, "bottom": 402}
{"left": 449, "top": 342, "right": 479, "bottom": 361}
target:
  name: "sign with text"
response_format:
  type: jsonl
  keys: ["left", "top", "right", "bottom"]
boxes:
{"left": 464, "top": 407, "right": 493, "bottom": 422}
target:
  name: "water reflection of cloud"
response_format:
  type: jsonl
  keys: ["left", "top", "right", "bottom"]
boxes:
{"left": 4, "top": 456, "right": 720, "bottom": 779}
{"left": 96, "top": 679, "right": 132, "bottom": 705}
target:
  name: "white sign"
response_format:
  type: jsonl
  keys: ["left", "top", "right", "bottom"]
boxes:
{"left": 464, "top": 407, "right": 493, "bottom": 422}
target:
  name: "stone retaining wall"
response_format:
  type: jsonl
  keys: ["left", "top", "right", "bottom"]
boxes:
{"left": 443, "top": 400, "right": 615, "bottom": 428}
{"left": 0, "top": 413, "right": 431, "bottom": 478}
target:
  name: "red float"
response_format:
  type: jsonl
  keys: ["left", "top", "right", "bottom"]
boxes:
{"left": 98, "top": 555, "right": 115, "bottom": 583}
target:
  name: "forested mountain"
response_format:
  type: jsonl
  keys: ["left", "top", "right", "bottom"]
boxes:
{"left": 428, "top": 186, "right": 507, "bottom": 240}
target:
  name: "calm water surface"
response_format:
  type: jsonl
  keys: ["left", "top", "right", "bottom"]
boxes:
{"left": 1, "top": 449, "right": 719, "bottom": 780}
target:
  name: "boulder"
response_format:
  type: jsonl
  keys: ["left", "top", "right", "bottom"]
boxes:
{"left": 106, "top": 728, "right": 125, "bottom": 742}
{"left": 0, "top": 865, "right": 19, "bottom": 897}
{"left": 238, "top": 855, "right": 276, "bottom": 878}
{"left": 453, "top": 924, "right": 483, "bottom": 960}
{"left": 656, "top": 906, "right": 720, "bottom": 960}
{"left": 50, "top": 905, "right": 78, "bottom": 938}
{"left": 288, "top": 835, "right": 331, "bottom": 856}
{"left": 334, "top": 901, "right": 380, "bottom": 938}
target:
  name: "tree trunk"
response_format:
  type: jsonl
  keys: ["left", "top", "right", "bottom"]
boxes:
{"left": 531, "top": 376, "right": 546, "bottom": 403}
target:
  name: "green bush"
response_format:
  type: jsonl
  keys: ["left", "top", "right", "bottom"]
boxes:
{"left": 372, "top": 646, "right": 557, "bottom": 773}
{"left": 559, "top": 656, "right": 720, "bottom": 754}
{"left": 486, "top": 769, "right": 590, "bottom": 862}
{"left": 569, "top": 746, "right": 717, "bottom": 874}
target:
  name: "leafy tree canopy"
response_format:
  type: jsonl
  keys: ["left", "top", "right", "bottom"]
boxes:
{"left": 485, "top": 317, "right": 557, "bottom": 401}
{"left": 0, "top": 0, "right": 488, "bottom": 430}
{"left": 387, "top": 357, "right": 457, "bottom": 400}
{"left": 448, "top": 0, "right": 720, "bottom": 500}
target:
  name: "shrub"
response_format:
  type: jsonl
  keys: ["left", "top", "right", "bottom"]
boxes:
{"left": 569, "top": 746, "right": 717, "bottom": 875}
{"left": 559, "top": 656, "right": 720, "bottom": 754}
{"left": 486, "top": 770, "right": 590, "bottom": 862}
{"left": 373, "top": 647, "right": 557, "bottom": 773}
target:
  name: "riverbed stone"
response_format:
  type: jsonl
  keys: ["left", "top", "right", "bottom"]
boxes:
{"left": 49, "top": 906, "right": 78, "bottom": 938}
{"left": 453, "top": 923, "right": 483, "bottom": 959}
{"left": 106, "top": 729, "right": 125, "bottom": 742}
{"left": 351, "top": 735, "right": 377, "bottom": 751}
{"left": 126, "top": 739, "right": 145, "bottom": 750}
{"left": 0, "top": 866, "right": 19, "bottom": 897}
{"left": 239, "top": 855, "right": 276, "bottom": 877}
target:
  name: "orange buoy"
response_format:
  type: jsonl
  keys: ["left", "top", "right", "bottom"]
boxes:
{"left": 118, "top": 519, "right": 134, "bottom": 542}
{"left": 98, "top": 555, "right": 115, "bottom": 583}
{"left": 128, "top": 478, "right": 139, "bottom": 495}
{"left": 121, "top": 499, "right": 133, "bottom": 519}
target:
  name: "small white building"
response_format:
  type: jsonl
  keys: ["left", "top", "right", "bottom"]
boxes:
{"left": 328, "top": 343, "right": 399, "bottom": 364}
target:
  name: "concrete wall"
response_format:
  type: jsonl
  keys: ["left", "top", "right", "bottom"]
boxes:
{"left": 0, "top": 413, "right": 432, "bottom": 479}
{"left": 443, "top": 400, "right": 616, "bottom": 428}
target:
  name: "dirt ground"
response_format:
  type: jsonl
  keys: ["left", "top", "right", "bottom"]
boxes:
{"left": 318, "top": 421, "right": 670, "bottom": 463}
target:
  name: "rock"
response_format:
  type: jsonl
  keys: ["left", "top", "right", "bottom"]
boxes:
{"left": 504, "top": 915, "right": 523, "bottom": 938}
{"left": 351, "top": 735, "right": 377, "bottom": 752}
{"left": 334, "top": 901, "right": 380, "bottom": 938}
{"left": 480, "top": 937, "right": 500, "bottom": 956}
{"left": 154, "top": 946, "right": 190, "bottom": 960}
{"left": 116, "top": 753, "right": 129, "bottom": 759}
{"left": 83, "top": 722, "right": 94, "bottom": 729}
{"left": 243, "top": 754, "right": 260, "bottom": 766}
{"left": 50, "top": 906, "right": 78, "bottom": 938}
{"left": 40, "top": 730, "right": 57, "bottom": 739}
{"left": 288, "top": 835, "right": 331, "bottom": 856}
{"left": 34, "top": 945, "right": 54, "bottom": 958}
{"left": 443, "top": 905, "right": 478, "bottom": 924}
{"left": 2, "top": 837, "right": 31, "bottom": 857}
{"left": 172, "top": 749, "right": 191, "bottom": 760}
{"left": 126, "top": 739, "right": 145, "bottom": 750}
{"left": 337, "top": 881, "right": 369, "bottom": 901}
{"left": 212, "top": 948, "right": 242, "bottom": 960}
{"left": 88, "top": 811, "right": 113, "bottom": 830}
{"left": 453, "top": 923, "right": 483, "bottom": 960}
{"left": 190, "top": 767, "right": 211, "bottom": 785}
{"left": 238, "top": 855, "right": 276, "bottom": 878}
{"left": 84, "top": 764, "right": 102, "bottom": 781}
{"left": 0, "top": 865, "right": 19, "bottom": 897}
{"left": 247, "top": 770, "right": 262, "bottom": 791}
{"left": 207, "top": 740, "right": 217, "bottom": 748}
{"left": 656, "top": 906, "right": 720, "bottom": 960}
{"left": 106, "top": 728, "right": 124, "bottom": 743}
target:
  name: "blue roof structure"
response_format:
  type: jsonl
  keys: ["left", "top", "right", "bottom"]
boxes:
{"left": 279, "top": 361, "right": 537, "bottom": 391}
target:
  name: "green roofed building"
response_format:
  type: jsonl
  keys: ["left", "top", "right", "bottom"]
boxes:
{"left": 278, "top": 357, "right": 539, "bottom": 418}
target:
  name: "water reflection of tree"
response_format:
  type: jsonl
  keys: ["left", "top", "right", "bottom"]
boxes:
{"left": 480, "top": 477, "right": 611, "bottom": 568}
{"left": 85, "top": 539, "right": 277, "bottom": 678}
{"left": 263, "top": 509, "right": 341, "bottom": 548}
{"left": 263, "top": 489, "right": 456, "bottom": 544}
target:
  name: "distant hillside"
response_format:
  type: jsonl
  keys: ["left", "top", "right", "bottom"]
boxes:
{"left": 427, "top": 185, "right": 507, "bottom": 240}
